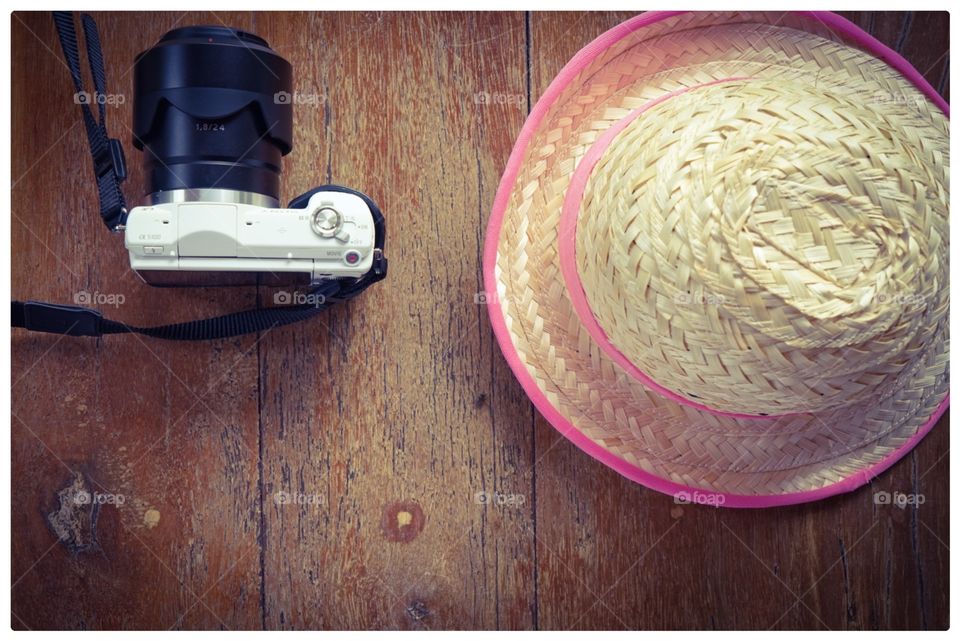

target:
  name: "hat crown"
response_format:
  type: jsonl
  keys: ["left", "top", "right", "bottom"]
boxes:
{"left": 574, "top": 79, "right": 948, "bottom": 416}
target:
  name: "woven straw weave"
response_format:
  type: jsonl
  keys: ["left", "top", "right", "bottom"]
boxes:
{"left": 492, "top": 12, "right": 949, "bottom": 496}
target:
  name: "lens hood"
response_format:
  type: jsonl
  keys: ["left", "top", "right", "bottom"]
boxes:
{"left": 133, "top": 26, "right": 293, "bottom": 199}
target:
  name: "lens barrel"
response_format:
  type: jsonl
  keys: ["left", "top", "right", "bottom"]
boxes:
{"left": 133, "top": 26, "right": 293, "bottom": 202}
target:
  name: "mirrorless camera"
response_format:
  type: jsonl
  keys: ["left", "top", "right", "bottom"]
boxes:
{"left": 126, "top": 25, "right": 385, "bottom": 287}
{"left": 14, "top": 13, "right": 385, "bottom": 340}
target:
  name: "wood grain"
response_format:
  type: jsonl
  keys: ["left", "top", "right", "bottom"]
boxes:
{"left": 10, "top": 10, "right": 949, "bottom": 630}
{"left": 252, "top": 11, "right": 534, "bottom": 630}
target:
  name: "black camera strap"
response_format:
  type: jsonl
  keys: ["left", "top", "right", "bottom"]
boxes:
{"left": 11, "top": 263, "right": 385, "bottom": 340}
{"left": 52, "top": 12, "right": 128, "bottom": 232}
{"left": 12, "top": 14, "right": 387, "bottom": 341}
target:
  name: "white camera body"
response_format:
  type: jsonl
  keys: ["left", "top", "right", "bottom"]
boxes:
{"left": 124, "top": 190, "right": 377, "bottom": 283}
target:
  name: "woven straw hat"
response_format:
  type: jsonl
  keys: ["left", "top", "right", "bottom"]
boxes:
{"left": 483, "top": 11, "right": 949, "bottom": 507}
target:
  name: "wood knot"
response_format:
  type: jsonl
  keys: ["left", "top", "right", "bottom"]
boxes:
{"left": 47, "top": 472, "right": 100, "bottom": 554}
{"left": 406, "top": 600, "right": 430, "bottom": 621}
{"left": 381, "top": 500, "right": 425, "bottom": 543}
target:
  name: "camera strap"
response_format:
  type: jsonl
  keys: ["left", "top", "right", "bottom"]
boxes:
{"left": 52, "top": 12, "right": 128, "bottom": 232}
{"left": 11, "top": 266, "right": 385, "bottom": 340}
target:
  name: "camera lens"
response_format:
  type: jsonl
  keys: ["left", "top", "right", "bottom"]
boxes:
{"left": 133, "top": 26, "right": 293, "bottom": 204}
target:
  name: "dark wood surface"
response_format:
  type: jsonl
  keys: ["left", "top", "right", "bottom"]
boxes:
{"left": 10, "top": 11, "right": 949, "bottom": 630}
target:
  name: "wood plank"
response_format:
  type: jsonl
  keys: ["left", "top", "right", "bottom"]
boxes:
{"left": 254, "top": 11, "right": 536, "bottom": 630}
{"left": 898, "top": 12, "right": 950, "bottom": 101}
{"left": 11, "top": 11, "right": 264, "bottom": 630}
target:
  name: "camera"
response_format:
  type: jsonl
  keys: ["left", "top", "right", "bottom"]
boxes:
{"left": 13, "top": 13, "right": 385, "bottom": 340}
{"left": 125, "top": 25, "right": 384, "bottom": 287}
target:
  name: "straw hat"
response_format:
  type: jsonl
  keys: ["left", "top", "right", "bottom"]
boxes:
{"left": 483, "top": 11, "right": 949, "bottom": 507}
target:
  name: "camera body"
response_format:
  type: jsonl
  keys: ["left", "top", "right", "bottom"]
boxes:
{"left": 126, "top": 25, "right": 383, "bottom": 288}
{"left": 125, "top": 189, "right": 377, "bottom": 285}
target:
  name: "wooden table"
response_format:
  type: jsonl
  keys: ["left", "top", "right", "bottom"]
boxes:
{"left": 11, "top": 11, "right": 950, "bottom": 630}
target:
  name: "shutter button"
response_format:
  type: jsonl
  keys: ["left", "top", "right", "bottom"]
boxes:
{"left": 311, "top": 206, "right": 342, "bottom": 238}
